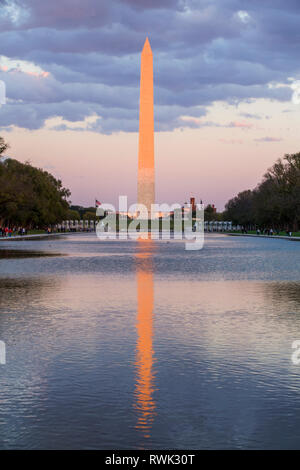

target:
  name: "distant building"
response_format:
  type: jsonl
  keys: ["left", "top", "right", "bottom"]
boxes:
{"left": 190, "top": 197, "right": 196, "bottom": 211}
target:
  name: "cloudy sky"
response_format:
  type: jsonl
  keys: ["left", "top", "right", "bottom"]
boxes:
{"left": 0, "top": 0, "right": 300, "bottom": 208}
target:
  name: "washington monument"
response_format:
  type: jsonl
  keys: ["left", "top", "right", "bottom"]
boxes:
{"left": 138, "top": 37, "right": 155, "bottom": 216}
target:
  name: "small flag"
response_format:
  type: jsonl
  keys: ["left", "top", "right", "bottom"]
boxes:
{"left": 95, "top": 199, "right": 101, "bottom": 207}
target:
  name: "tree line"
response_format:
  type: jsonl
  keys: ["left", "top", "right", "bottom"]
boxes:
{"left": 0, "top": 137, "right": 70, "bottom": 227}
{"left": 223, "top": 152, "right": 300, "bottom": 231}
{"left": 1, "top": 136, "right": 300, "bottom": 231}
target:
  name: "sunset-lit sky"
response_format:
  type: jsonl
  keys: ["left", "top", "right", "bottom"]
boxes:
{"left": 1, "top": 0, "right": 300, "bottom": 209}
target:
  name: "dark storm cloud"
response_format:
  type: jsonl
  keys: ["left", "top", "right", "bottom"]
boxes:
{"left": 0, "top": 0, "right": 299, "bottom": 133}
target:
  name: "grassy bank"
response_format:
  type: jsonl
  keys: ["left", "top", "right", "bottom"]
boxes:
{"left": 229, "top": 230, "right": 300, "bottom": 237}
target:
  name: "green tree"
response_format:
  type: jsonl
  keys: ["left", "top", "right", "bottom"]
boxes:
{"left": 0, "top": 157, "right": 71, "bottom": 227}
{"left": 67, "top": 209, "right": 80, "bottom": 220}
{"left": 224, "top": 190, "right": 254, "bottom": 227}
{"left": 0, "top": 137, "right": 9, "bottom": 156}
{"left": 83, "top": 211, "right": 98, "bottom": 221}
{"left": 224, "top": 152, "right": 300, "bottom": 231}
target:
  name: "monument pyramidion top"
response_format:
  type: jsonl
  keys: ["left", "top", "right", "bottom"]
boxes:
{"left": 142, "top": 37, "right": 152, "bottom": 55}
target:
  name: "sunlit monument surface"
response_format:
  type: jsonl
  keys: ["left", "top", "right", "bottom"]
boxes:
{"left": 138, "top": 37, "right": 155, "bottom": 217}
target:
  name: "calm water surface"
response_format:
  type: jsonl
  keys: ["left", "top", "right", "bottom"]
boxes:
{"left": 1, "top": 233, "right": 300, "bottom": 449}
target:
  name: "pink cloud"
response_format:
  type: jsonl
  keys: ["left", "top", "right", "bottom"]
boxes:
{"left": 26, "top": 70, "right": 50, "bottom": 78}
{"left": 227, "top": 121, "right": 253, "bottom": 129}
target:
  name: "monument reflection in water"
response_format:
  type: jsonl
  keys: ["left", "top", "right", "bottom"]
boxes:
{"left": 134, "top": 238, "right": 156, "bottom": 439}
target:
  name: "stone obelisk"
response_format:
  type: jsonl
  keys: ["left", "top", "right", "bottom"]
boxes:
{"left": 138, "top": 37, "right": 155, "bottom": 217}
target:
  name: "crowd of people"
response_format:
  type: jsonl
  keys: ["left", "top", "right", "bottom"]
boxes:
{"left": 256, "top": 228, "right": 293, "bottom": 236}
{"left": 227, "top": 226, "right": 294, "bottom": 237}
{"left": 0, "top": 224, "right": 92, "bottom": 237}
{"left": 0, "top": 226, "right": 68, "bottom": 237}
{"left": 0, "top": 226, "right": 27, "bottom": 237}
